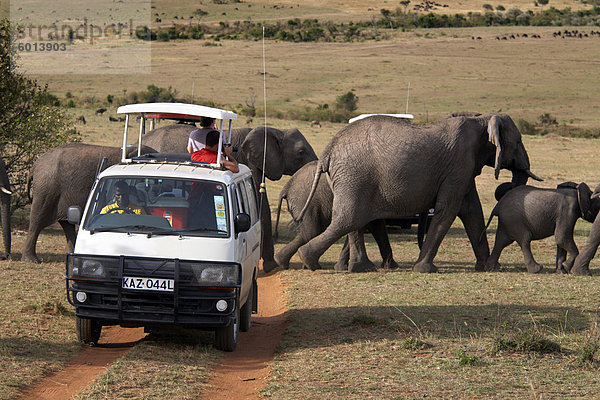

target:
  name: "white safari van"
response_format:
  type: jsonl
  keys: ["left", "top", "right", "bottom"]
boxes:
{"left": 66, "top": 104, "right": 260, "bottom": 351}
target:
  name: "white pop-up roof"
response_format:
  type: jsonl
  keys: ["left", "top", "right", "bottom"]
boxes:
{"left": 117, "top": 102, "right": 238, "bottom": 121}
{"left": 349, "top": 113, "right": 414, "bottom": 124}
{"left": 117, "top": 103, "right": 238, "bottom": 167}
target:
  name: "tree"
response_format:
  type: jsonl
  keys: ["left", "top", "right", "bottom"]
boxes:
{"left": 537, "top": 0, "right": 549, "bottom": 12}
{"left": 336, "top": 91, "right": 359, "bottom": 113}
{"left": 400, "top": 0, "right": 411, "bottom": 14}
{"left": 380, "top": 8, "right": 394, "bottom": 29}
{"left": 0, "top": 19, "right": 79, "bottom": 211}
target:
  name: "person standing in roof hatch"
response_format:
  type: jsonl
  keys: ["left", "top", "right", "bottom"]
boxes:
{"left": 191, "top": 130, "right": 239, "bottom": 173}
{"left": 187, "top": 116, "right": 220, "bottom": 153}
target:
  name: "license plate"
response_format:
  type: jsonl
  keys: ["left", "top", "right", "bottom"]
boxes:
{"left": 122, "top": 276, "right": 174, "bottom": 292}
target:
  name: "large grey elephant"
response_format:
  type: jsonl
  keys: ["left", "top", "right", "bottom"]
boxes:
{"left": 484, "top": 182, "right": 600, "bottom": 274}
{"left": 22, "top": 143, "right": 156, "bottom": 263}
{"left": 139, "top": 123, "right": 318, "bottom": 273}
{"left": 274, "top": 160, "right": 399, "bottom": 272}
{"left": 0, "top": 157, "right": 11, "bottom": 259}
{"left": 296, "top": 113, "right": 541, "bottom": 273}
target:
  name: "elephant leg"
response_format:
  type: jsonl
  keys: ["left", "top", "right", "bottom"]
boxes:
{"left": 485, "top": 226, "right": 513, "bottom": 272}
{"left": 59, "top": 220, "right": 77, "bottom": 252}
{"left": 334, "top": 236, "right": 350, "bottom": 271}
{"left": 0, "top": 192, "right": 10, "bottom": 260}
{"left": 367, "top": 219, "right": 399, "bottom": 269}
{"left": 571, "top": 213, "right": 600, "bottom": 276}
{"left": 22, "top": 199, "right": 54, "bottom": 263}
{"left": 413, "top": 193, "right": 464, "bottom": 273}
{"left": 298, "top": 200, "right": 365, "bottom": 271}
{"left": 555, "top": 228, "right": 578, "bottom": 274}
{"left": 258, "top": 190, "right": 277, "bottom": 273}
{"left": 457, "top": 181, "right": 490, "bottom": 271}
{"left": 347, "top": 230, "right": 377, "bottom": 273}
{"left": 274, "top": 221, "right": 319, "bottom": 269}
{"left": 555, "top": 246, "right": 568, "bottom": 274}
{"left": 517, "top": 237, "right": 543, "bottom": 274}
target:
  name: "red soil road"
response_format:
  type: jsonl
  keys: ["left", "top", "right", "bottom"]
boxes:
{"left": 200, "top": 270, "right": 288, "bottom": 399}
{"left": 18, "top": 269, "right": 287, "bottom": 400}
{"left": 19, "top": 326, "right": 147, "bottom": 400}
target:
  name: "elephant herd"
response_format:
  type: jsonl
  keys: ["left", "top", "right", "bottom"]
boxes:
{"left": 4, "top": 112, "right": 600, "bottom": 276}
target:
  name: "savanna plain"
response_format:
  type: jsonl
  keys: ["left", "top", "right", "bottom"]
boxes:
{"left": 2, "top": 0, "right": 600, "bottom": 399}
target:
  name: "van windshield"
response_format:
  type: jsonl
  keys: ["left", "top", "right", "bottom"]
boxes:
{"left": 83, "top": 177, "right": 229, "bottom": 237}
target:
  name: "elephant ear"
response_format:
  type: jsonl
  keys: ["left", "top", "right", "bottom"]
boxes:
{"left": 240, "top": 127, "right": 284, "bottom": 180}
{"left": 577, "top": 182, "right": 594, "bottom": 222}
{"left": 487, "top": 115, "right": 502, "bottom": 179}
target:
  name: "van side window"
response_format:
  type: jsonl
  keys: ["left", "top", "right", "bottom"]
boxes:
{"left": 244, "top": 178, "right": 258, "bottom": 223}
{"left": 238, "top": 182, "right": 250, "bottom": 215}
{"left": 231, "top": 186, "right": 240, "bottom": 215}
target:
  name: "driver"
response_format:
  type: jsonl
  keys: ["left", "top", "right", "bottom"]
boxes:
{"left": 100, "top": 181, "right": 146, "bottom": 215}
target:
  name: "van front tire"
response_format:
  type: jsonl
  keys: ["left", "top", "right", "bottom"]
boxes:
{"left": 240, "top": 282, "right": 254, "bottom": 332}
{"left": 76, "top": 316, "right": 102, "bottom": 345}
{"left": 215, "top": 305, "right": 239, "bottom": 351}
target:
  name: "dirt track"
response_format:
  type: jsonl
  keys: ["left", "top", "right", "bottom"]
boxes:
{"left": 18, "top": 270, "right": 286, "bottom": 400}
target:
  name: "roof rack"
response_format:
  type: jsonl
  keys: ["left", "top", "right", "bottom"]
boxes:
{"left": 116, "top": 103, "right": 238, "bottom": 168}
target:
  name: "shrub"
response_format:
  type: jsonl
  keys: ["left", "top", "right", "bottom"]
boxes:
{"left": 66, "top": 99, "right": 75, "bottom": 108}
{"left": 458, "top": 350, "right": 480, "bottom": 366}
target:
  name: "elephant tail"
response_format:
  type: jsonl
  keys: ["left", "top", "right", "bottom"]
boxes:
{"left": 274, "top": 191, "right": 287, "bottom": 242}
{"left": 295, "top": 159, "right": 325, "bottom": 223}
{"left": 479, "top": 204, "right": 500, "bottom": 244}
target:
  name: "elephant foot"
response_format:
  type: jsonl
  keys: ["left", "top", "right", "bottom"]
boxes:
{"left": 381, "top": 259, "right": 400, "bottom": 270}
{"left": 297, "top": 246, "right": 322, "bottom": 271}
{"left": 413, "top": 260, "right": 438, "bottom": 273}
{"left": 333, "top": 260, "right": 348, "bottom": 271}
{"left": 484, "top": 260, "right": 500, "bottom": 272}
{"left": 526, "top": 262, "right": 543, "bottom": 274}
{"left": 22, "top": 253, "right": 41, "bottom": 263}
{"left": 561, "top": 260, "right": 573, "bottom": 274}
{"left": 273, "top": 252, "right": 290, "bottom": 270}
{"left": 348, "top": 260, "right": 377, "bottom": 273}
{"left": 555, "top": 266, "right": 569, "bottom": 274}
{"left": 572, "top": 265, "right": 592, "bottom": 276}
{"left": 474, "top": 260, "right": 486, "bottom": 272}
{"left": 262, "top": 259, "right": 279, "bottom": 274}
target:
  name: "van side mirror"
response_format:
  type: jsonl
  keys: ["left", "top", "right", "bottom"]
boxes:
{"left": 67, "top": 206, "right": 81, "bottom": 225}
{"left": 234, "top": 213, "right": 251, "bottom": 233}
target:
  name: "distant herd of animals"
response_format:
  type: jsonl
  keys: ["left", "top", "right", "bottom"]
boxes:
{"left": 5, "top": 112, "right": 600, "bottom": 278}
{"left": 470, "top": 30, "right": 600, "bottom": 40}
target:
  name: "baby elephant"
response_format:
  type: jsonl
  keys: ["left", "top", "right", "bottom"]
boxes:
{"left": 484, "top": 182, "right": 600, "bottom": 273}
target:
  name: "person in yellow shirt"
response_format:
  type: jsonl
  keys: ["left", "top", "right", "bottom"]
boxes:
{"left": 100, "top": 181, "right": 146, "bottom": 215}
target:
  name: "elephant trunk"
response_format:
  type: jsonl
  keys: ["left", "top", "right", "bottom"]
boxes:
{"left": 510, "top": 169, "right": 530, "bottom": 186}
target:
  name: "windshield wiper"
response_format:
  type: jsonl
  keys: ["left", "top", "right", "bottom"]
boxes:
{"left": 90, "top": 225, "right": 167, "bottom": 234}
{"left": 145, "top": 228, "right": 228, "bottom": 238}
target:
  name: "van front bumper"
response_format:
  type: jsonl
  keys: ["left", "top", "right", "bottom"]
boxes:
{"left": 66, "top": 253, "right": 241, "bottom": 329}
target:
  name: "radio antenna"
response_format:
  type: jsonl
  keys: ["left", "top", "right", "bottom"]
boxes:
{"left": 259, "top": 26, "right": 268, "bottom": 217}
{"left": 405, "top": 82, "right": 411, "bottom": 114}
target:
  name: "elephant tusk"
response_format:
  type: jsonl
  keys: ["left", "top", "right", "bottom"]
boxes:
{"left": 526, "top": 169, "right": 543, "bottom": 182}
{"left": 0, "top": 187, "right": 11, "bottom": 195}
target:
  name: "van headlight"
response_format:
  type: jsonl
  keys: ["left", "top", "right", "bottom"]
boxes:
{"left": 183, "top": 263, "right": 241, "bottom": 286}
{"left": 68, "top": 256, "right": 119, "bottom": 279}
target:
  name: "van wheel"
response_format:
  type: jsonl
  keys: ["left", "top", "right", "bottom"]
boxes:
{"left": 76, "top": 316, "right": 102, "bottom": 345}
{"left": 240, "top": 282, "right": 254, "bottom": 332}
{"left": 215, "top": 305, "right": 239, "bottom": 351}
